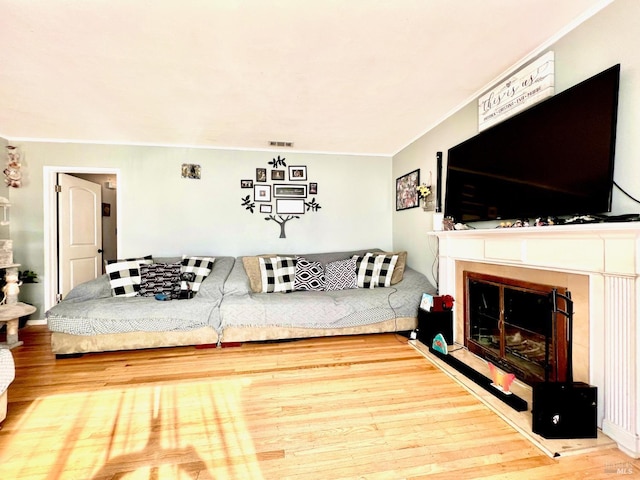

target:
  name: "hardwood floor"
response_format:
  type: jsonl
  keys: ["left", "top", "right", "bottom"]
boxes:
{"left": 1, "top": 326, "right": 638, "bottom": 479}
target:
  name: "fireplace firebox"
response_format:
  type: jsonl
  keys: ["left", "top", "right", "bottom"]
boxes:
{"left": 464, "top": 272, "right": 569, "bottom": 385}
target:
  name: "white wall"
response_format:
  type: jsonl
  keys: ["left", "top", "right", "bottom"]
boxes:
{"left": 392, "top": 103, "right": 476, "bottom": 290}
{"left": 10, "top": 0, "right": 640, "bottom": 317}
{"left": 9, "top": 142, "right": 392, "bottom": 317}
{"left": 393, "top": 0, "right": 640, "bottom": 291}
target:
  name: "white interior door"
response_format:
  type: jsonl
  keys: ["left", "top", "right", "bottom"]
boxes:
{"left": 58, "top": 173, "right": 103, "bottom": 299}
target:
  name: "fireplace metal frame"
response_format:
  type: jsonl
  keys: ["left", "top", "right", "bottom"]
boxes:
{"left": 463, "top": 271, "right": 570, "bottom": 385}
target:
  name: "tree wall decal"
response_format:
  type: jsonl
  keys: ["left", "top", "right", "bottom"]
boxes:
{"left": 241, "top": 195, "right": 255, "bottom": 213}
{"left": 240, "top": 156, "right": 321, "bottom": 238}
{"left": 305, "top": 198, "right": 321, "bottom": 212}
{"left": 268, "top": 155, "right": 287, "bottom": 168}
{"left": 265, "top": 215, "right": 300, "bottom": 239}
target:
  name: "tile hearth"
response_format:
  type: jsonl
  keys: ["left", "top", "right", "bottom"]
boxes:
{"left": 409, "top": 339, "right": 616, "bottom": 458}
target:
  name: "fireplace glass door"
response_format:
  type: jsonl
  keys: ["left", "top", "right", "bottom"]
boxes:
{"left": 465, "top": 272, "right": 568, "bottom": 385}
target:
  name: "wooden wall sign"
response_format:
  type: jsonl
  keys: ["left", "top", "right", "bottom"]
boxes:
{"left": 478, "top": 51, "right": 555, "bottom": 132}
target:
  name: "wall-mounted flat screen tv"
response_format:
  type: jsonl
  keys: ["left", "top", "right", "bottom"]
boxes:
{"left": 444, "top": 63, "right": 620, "bottom": 223}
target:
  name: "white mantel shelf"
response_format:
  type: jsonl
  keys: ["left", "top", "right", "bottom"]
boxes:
{"left": 433, "top": 223, "right": 640, "bottom": 276}
{"left": 433, "top": 223, "right": 640, "bottom": 458}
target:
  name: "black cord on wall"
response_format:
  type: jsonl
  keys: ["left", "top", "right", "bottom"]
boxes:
{"left": 614, "top": 181, "right": 640, "bottom": 205}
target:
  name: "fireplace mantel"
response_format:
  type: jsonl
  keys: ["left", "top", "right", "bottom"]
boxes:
{"left": 433, "top": 223, "right": 640, "bottom": 458}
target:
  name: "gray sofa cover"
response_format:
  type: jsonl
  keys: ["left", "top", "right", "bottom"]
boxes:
{"left": 45, "top": 251, "right": 436, "bottom": 354}
{"left": 220, "top": 249, "right": 436, "bottom": 342}
{"left": 46, "top": 256, "right": 235, "bottom": 354}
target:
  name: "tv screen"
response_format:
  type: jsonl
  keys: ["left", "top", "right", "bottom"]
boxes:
{"left": 444, "top": 64, "right": 620, "bottom": 223}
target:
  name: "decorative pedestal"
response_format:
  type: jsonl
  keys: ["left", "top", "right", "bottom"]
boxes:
{"left": 0, "top": 302, "right": 35, "bottom": 349}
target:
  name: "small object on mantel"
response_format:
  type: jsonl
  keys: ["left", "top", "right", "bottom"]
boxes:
{"left": 0, "top": 302, "right": 36, "bottom": 349}
{"left": 442, "top": 216, "right": 455, "bottom": 231}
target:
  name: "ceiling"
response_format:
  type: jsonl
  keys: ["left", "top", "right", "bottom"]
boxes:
{"left": 0, "top": 0, "right": 611, "bottom": 156}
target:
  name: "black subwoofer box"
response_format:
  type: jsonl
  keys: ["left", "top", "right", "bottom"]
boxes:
{"left": 417, "top": 309, "right": 453, "bottom": 346}
{"left": 532, "top": 382, "right": 598, "bottom": 439}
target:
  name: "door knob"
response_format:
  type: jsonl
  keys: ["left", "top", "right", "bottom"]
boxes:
{"left": 98, "top": 249, "right": 104, "bottom": 253}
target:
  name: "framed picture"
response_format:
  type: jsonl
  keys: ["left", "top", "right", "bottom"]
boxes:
{"left": 181, "top": 163, "right": 201, "bottom": 179}
{"left": 288, "top": 165, "right": 307, "bottom": 181}
{"left": 273, "top": 184, "right": 307, "bottom": 198}
{"left": 276, "top": 199, "right": 305, "bottom": 214}
{"left": 309, "top": 182, "right": 318, "bottom": 194}
{"left": 271, "top": 169, "right": 285, "bottom": 181}
{"left": 259, "top": 204, "right": 272, "bottom": 213}
{"left": 256, "top": 168, "right": 267, "bottom": 183}
{"left": 102, "top": 203, "right": 111, "bottom": 217}
{"left": 396, "top": 169, "right": 420, "bottom": 211}
{"left": 254, "top": 184, "right": 271, "bottom": 202}
{"left": 241, "top": 179, "right": 253, "bottom": 188}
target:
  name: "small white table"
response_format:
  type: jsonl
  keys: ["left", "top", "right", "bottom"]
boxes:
{"left": 0, "top": 302, "right": 36, "bottom": 349}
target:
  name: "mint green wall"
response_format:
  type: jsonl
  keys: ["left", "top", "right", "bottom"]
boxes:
{"left": 8, "top": 0, "right": 640, "bottom": 316}
{"left": 9, "top": 142, "right": 392, "bottom": 317}
{"left": 0, "top": 136, "right": 8, "bottom": 240}
{"left": 393, "top": 0, "right": 640, "bottom": 289}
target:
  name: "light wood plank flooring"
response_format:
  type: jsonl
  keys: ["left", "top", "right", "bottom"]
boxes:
{"left": 1, "top": 326, "right": 638, "bottom": 479}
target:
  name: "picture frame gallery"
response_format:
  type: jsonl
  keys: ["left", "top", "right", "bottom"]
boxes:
{"left": 239, "top": 159, "right": 321, "bottom": 238}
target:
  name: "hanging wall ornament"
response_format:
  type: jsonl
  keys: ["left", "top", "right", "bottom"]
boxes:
{"left": 4, "top": 146, "right": 22, "bottom": 188}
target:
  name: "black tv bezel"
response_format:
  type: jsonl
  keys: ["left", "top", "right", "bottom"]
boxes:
{"left": 444, "top": 64, "right": 620, "bottom": 223}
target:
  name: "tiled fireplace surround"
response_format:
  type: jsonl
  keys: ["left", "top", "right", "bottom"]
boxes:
{"left": 434, "top": 224, "right": 640, "bottom": 458}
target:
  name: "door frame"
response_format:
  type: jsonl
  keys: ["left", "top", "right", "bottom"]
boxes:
{"left": 43, "top": 166, "right": 121, "bottom": 312}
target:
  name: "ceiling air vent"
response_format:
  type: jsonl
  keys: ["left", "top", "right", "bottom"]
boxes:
{"left": 269, "top": 140, "right": 294, "bottom": 148}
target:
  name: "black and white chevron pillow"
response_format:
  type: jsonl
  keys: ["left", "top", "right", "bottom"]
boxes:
{"left": 294, "top": 256, "right": 325, "bottom": 291}
{"left": 139, "top": 262, "right": 182, "bottom": 298}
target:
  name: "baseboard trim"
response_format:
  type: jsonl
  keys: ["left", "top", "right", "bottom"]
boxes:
{"left": 26, "top": 319, "right": 47, "bottom": 326}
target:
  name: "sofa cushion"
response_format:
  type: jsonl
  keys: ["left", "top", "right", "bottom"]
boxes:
{"left": 291, "top": 249, "right": 381, "bottom": 267}
{"left": 242, "top": 254, "right": 278, "bottom": 293}
{"left": 180, "top": 256, "right": 215, "bottom": 297}
{"left": 325, "top": 257, "right": 357, "bottom": 291}
{"left": 139, "top": 262, "right": 182, "bottom": 298}
{"left": 354, "top": 253, "right": 398, "bottom": 288}
{"left": 370, "top": 251, "right": 407, "bottom": 284}
{"left": 105, "top": 254, "right": 153, "bottom": 269}
{"left": 259, "top": 256, "right": 297, "bottom": 293}
{"left": 243, "top": 250, "right": 385, "bottom": 292}
{"left": 294, "top": 257, "right": 325, "bottom": 291}
{"left": 105, "top": 256, "right": 154, "bottom": 297}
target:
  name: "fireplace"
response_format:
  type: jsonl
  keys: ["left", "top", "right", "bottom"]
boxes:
{"left": 464, "top": 272, "right": 569, "bottom": 385}
{"left": 433, "top": 224, "right": 640, "bottom": 457}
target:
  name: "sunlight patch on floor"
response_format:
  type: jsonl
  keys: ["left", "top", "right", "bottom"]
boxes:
{"left": 0, "top": 377, "right": 264, "bottom": 479}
